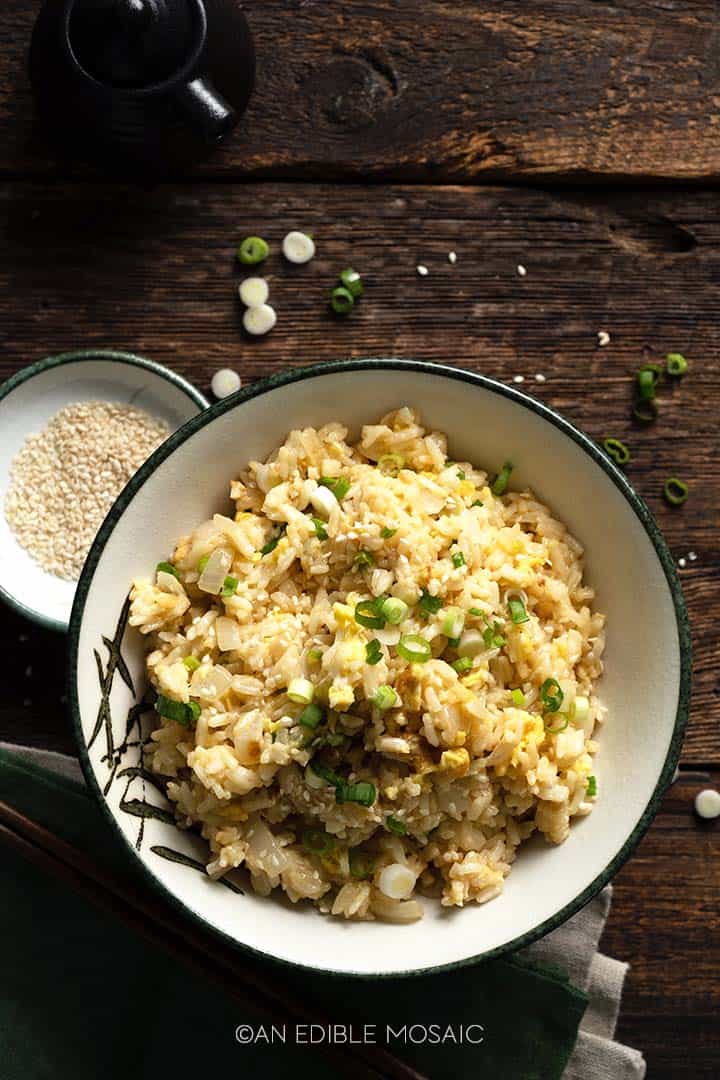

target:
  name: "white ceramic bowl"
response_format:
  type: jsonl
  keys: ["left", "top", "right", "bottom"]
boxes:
{"left": 0, "top": 350, "right": 208, "bottom": 631}
{"left": 69, "top": 360, "right": 690, "bottom": 977}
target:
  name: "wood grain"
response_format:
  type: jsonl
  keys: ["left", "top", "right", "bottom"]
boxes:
{"left": 4, "top": 1, "right": 720, "bottom": 182}
{"left": 1, "top": 181, "right": 717, "bottom": 762}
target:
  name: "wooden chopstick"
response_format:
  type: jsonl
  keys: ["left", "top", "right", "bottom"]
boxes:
{"left": 0, "top": 800, "right": 428, "bottom": 1080}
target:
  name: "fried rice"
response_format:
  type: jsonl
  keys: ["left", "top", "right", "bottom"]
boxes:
{"left": 129, "top": 407, "right": 605, "bottom": 923}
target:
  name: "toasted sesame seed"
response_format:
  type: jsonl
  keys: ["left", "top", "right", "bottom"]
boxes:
{"left": 597, "top": 331, "right": 611, "bottom": 347}
{"left": 688, "top": 551, "right": 697, "bottom": 561}
{"left": 4, "top": 401, "right": 168, "bottom": 581}
{"left": 448, "top": 252, "right": 457, "bottom": 264}
{"left": 535, "top": 373, "right": 546, "bottom": 383}
{"left": 416, "top": 265, "right": 429, "bottom": 276}
{"left": 517, "top": 265, "right": 527, "bottom": 277}
{"left": 678, "top": 557, "right": 687, "bottom": 568}
{"left": 513, "top": 375, "right": 525, "bottom": 384}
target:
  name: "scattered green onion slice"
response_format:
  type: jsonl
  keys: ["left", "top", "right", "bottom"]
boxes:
{"left": 155, "top": 694, "right": 199, "bottom": 727}
{"left": 303, "top": 829, "right": 335, "bottom": 855}
{"left": 349, "top": 849, "right": 375, "bottom": 879}
{"left": 298, "top": 703, "right": 323, "bottom": 729}
{"left": 418, "top": 590, "right": 443, "bottom": 616}
{"left": 337, "top": 780, "right": 376, "bottom": 807}
{"left": 540, "top": 677, "right": 564, "bottom": 713}
{"left": 309, "top": 761, "right": 344, "bottom": 788}
{"left": 451, "top": 550, "right": 466, "bottom": 568}
{"left": 666, "top": 352, "right": 688, "bottom": 376}
{"left": 510, "top": 688, "right": 525, "bottom": 706}
{"left": 602, "top": 437, "right": 631, "bottom": 466}
{"left": 372, "top": 685, "right": 398, "bottom": 710}
{"left": 197, "top": 554, "right": 210, "bottom": 573}
{"left": 632, "top": 397, "right": 658, "bottom": 423}
{"left": 453, "top": 656, "right": 473, "bottom": 674}
{"left": 442, "top": 607, "right": 465, "bottom": 640}
{"left": 326, "top": 732, "right": 346, "bottom": 747}
{"left": 260, "top": 525, "right": 286, "bottom": 556}
{"left": 365, "top": 639, "right": 382, "bottom": 665}
{"left": 381, "top": 526, "right": 397, "bottom": 539}
{"left": 381, "top": 596, "right": 409, "bottom": 625}
{"left": 586, "top": 775, "right": 598, "bottom": 797}
{"left": 330, "top": 286, "right": 355, "bottom": 315}
{"left": 156, "top": 561, "right": 179, "bottom": 579}
{"left": 637, "top": 368, "right": 657, "bottom": 401}
{"left": 491, "top": 461, "right": 514, "bottom": 496}
{"left": 288, "top": 678, "right": 314, "bottom": 705}
{"left": 339, "top": 268, "right": 364, "bottom": 298}
{"left": 385, "top": 815, "right": 407, "bottom": 836}
{"left": 482, "top": 620, "right": 506, "bottom": 649}
{"left": 354, "top": 550, "right": 375, "bottom": 569}
{"left": 183, "top": 656, "right": 200, "bottom": 672}
{"left": 354, "top": 598, "right": 385, "bottom": 629}
{"left": 508, "top": 597, "right": 529, "bottom": 624}
{"left": 307, "top": 648, "right": 323, "bottom": 663}
{"left": 471, "top": 499, "right": 483, "bottom": 507}
{"left": 397, "top": 634, "right": 432, "bottom": 663}
{"left": 456, "top": 469, "right": 466, "bottom": 480}
{"left": 319, "top": 476, "right": 350, "bottom": 501}
{"left": 377, "top": 454, "right": 405, "bottom": 476}
{"left": 663, "top": 477, "right": 689, "bottom": 506}
{"left": 237, "top": 236, "right": 269, "bottom": 265}
{"left": 468, "top": 607, "right": 484, "bottom": 617}
{"left": 221, "top": 575, "right": 238, "bottom": 598}
{"left": 311, "top": 517, "right": 328, "bottom": 540}
{"left": 544, "top": 715, "right": 569, "bottom": 734}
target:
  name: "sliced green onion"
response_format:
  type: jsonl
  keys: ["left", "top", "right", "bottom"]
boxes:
{"left": 377, "top": 454, "right": 405, "bottom": 476}
{"left": 456, "top": 469, "right": 466, "bottom": 480}
{"left": 663, "top": 477, "right": 688, "bottom": 506}
{"left": 307, "top": 648, "right": 323, "bottom": 663}
{"left": 288, "top": 678, "right": 314, "bottom": 705}
{"left": 446, "top": 636, "right": 460, "bottom": 649}
{"left": 303, "top": 829, "right": 335, "bottom": 855}
{"left": 298, "top": 703, "right": 323, "bottom": 729}
{"left": 337, "top": 780, "right": 376, "bottom": 807}
{"left": 508, "top": 597, "right": 529, "bottom": 624}
{"left": 155, "top": 694, "right": 199, "bottom": 727}
{"left": 183, "top": 656, "right": 200, "bottom": 672}
{"left": 633, "top": 397, "right": 658, "bottom": 423}
{"left": 349, "top": 849, "right": 375, "bottom": 879}
{"left": 397, "top": 634, "right": 432, "bottom": 663}
{"left": 330, "top": 286, "right": 355, "bottom": 315}
{"left": 540, "top": 677, "right": 564, "bottom": 713}
{"left": 156, "top": 561, "right": 179, "bottom": 579}
{"left": 572, "top": 696, "right": 590, "bottom": 727}
{"left": 237, "top": 236, "right": 269, "bottom": 265}
{"left": 586, "top": 775, "right": 598, "bottom": 797}
{"left": 311, "top": 517, "right": 328, "bottom": 540}
{"left": 418, "top": 589, "right": 443, "bottom": 616}
{"left": 319, "top": 476, "right": 350, "bottom": 501}
{"left": 482, "top": 620, "right": 506, "bottom": 649}
{"left": 637, "top": 368, "right": 657, "bottom": 401}
{"left": 451, "top": 550, "right": 466, "bottom": 568}
{"left": 602, "top": 437, "right": 631, "bottom": 466}
{"left": 468, "top": 607, "right": 484, "bottom": 617}
{"left": 326, "top": 732, "right": 346, "bottom": 747}
{"left": 372, "top": 685, "right": 398, "bottom": 710}
{"left": 339, "top": 268, "right": 364, "bottom": 298}
{"left": 510, "top": 688, "right": 525, "bottom": 707}
{"left": 442, "top": 606, "right": 465, "bottom": 640}
{"left": 385, "top": 815, "right": 407, "bottom": 836}
{"left": 221, "top": 575, "right": 238, "bottom": 598}
{"left": 471, "top": 499, "right": 483, "bottom": 507}
{"left": 365, "top": 639, "right": 382, "bottom": 665}
{"left": 381, "top": 526, "right": 397, "bottom": 539}
{"left": 354, "top": 550, "right": 375, "bottom": 569}
{"left": 380, "top": 596, "right": 409, "bottom": 625}
{"left": 491, "top": 461, "right": 514, "bottom": 496}
{"left": 309, "top": 761, "right": 345, "bottom": 789}
{"left": 666, "top": 352, "right": 688, "bottom": 376}
{"left": 354, "top": 598, "right": 385, "bottom": 629}
{"left": 260, "top": 525, "right": 286, "bottom": 556}
{"left": 197, "top": 554, "right": 210, "bottom": 573}
{"left": 544, "top": 715, "right": 569, "bottom": 734}
{"left": 453, "top": 656, "right": 473, "bottom": 674}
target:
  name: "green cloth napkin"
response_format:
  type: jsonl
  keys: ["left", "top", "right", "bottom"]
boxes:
{"left": 0, "top": 747, "right": 587, "bottom": 1080}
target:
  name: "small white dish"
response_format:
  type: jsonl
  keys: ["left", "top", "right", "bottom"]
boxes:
{"left": 0, "top": 350, "right": 208, "bottom": 632}
{"left": 70, "top": 359, "right": 690, "bottom": 977}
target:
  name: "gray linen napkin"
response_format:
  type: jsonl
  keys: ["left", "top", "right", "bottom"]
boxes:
{"left": 2, "top": 743, "right": 646, "bottom": 1080}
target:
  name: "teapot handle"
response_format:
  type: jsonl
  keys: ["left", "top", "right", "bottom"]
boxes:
{"left": 174, "top": 77, "right": 236, "bottom": 142}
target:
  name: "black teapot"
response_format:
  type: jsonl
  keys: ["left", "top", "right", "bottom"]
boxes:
{"left": 30, "top": 0, "right": 255, "bottom": 173}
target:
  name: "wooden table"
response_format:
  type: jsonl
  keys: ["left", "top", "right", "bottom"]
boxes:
{"left": 1, "top": 3, "right": 719, "bottom": 1076}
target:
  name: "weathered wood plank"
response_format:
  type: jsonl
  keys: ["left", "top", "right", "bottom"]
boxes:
{"left": 3, "top": 1, "right": 720, "bottom": 181}
{"left": 1, "top": 182, "right": 717, "bottom": 761}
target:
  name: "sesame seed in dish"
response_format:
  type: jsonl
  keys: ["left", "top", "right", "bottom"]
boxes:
{"left": 131, "top": 407, "right": 606, "bottom": 923}
{"left": 4, "top": 401, "right": 168, "bottom": 581}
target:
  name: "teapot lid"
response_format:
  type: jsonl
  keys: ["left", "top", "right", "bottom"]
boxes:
{"left": 69, "top": 0, "right": 201, "bottom": 89}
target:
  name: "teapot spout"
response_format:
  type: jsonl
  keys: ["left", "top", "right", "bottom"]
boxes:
{"left": 174, "top": 77, "right": 236, "bottom": 142}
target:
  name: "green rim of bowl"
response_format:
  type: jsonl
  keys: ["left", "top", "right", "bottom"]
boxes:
{"left": 0, "top": 349, "right": 209, "bottom": 632}
{"left": 68, "top": 358, "right": 692, "bottom": 979}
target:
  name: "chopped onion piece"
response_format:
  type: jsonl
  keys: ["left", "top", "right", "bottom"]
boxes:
{"left": 377, "top": 863, "right": 416, "bottom": 900}
{"left": 198, "top": 548, "right": 233, "bottom": 594}
{"left": 457, "top": 629, "right": 485, "bottom": 658}
{"left": 310, "top": 484, "right": 337, "bottom": 519}
{"left": 190, "top": 664, "right": 232, "bottom": 700}
{"left": 216, "top": 616, "right": 242, "bottom": 652}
